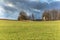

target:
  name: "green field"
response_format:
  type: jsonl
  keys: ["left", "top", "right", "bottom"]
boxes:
{"left": 0, "top": 20, "right": 60, "bottom": 40}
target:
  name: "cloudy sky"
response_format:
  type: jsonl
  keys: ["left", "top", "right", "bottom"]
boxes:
{"left": 0, "top": 0, "right": 60, "bottom": 20}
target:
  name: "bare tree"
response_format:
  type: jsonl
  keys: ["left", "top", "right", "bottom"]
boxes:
{"left": 42, "top": 10, "right": 51, "bottom": 21}
{"left": 57, "top": 10, "right": 60, "bottom": 20}
{"left": 50, "top": 9, "right": 58, "bottom": 20}
{"left": 18, "top": 11, "right": 28, "bottom": 21}
{"left": 32, "top": 13, "right": 35, "bottom": 21}
{"left": 42, "top": 9, "right": 59, "bottom": 21}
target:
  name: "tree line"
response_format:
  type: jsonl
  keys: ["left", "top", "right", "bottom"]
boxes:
{"left": 18, "top": 9, "right": 60, "bottom": 21}
{"left": 18, "top": 11, "right": 35, "bottom": 21}
{"left": 42, "top": 9, "right": 60, "bottom": 21}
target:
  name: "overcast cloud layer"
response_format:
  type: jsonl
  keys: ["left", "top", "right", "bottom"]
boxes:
{"left": 0, "top": 0, "right": 60, "bottom": 20}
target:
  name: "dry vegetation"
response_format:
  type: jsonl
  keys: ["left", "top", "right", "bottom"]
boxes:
{"left": 0, "top": 20, "right": 60, "bottom": 40}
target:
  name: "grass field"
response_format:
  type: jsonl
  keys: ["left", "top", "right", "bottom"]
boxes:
{"left": 0, "top": 20, "right": 60, "bottom": 40}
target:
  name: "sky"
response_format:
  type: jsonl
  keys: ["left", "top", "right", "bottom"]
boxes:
{"left": 0, "top": 0, "right": 60, "bottom": 20}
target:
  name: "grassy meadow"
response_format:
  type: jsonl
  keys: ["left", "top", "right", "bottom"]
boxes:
{"left": 0, "top": 20, "right": 60, "bottom": 40}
